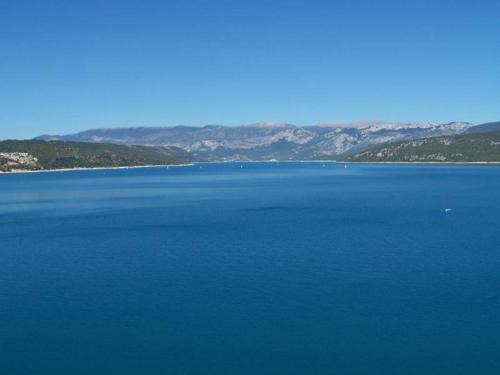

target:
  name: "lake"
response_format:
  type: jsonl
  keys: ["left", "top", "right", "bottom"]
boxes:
{"left": 2, "top": 163, "right": 500, "bottom": 374}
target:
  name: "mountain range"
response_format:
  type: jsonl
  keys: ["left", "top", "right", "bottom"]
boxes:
{"left": 37, "top": 121, "right": 472, "bottom": 161}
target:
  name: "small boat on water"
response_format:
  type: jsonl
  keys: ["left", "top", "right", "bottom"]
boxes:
{"left": 444, "top": 208, "right": 453, "bottom": 213}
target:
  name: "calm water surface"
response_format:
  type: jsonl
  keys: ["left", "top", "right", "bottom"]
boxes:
{"left": 1, "top": 163, "right": 500, "bottom": 374}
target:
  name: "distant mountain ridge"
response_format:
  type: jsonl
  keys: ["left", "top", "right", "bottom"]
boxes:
{"left": 464, "top": 121, "right": 500, "bottom": 134}
{"left": 37, "top": 121, "right": 472, "bottom": 161}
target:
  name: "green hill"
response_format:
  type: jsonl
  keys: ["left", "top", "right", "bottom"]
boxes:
{"left": 344, "top": 132, "right": 500, "bottom": 163}
{"left": 0, "top": 140, "right": 189, "bottom": 172}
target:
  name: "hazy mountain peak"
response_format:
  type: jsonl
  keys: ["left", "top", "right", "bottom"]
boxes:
{"left": 246, "top": 122, "right": 295, "bottom": 128}
{"left": 316, "top": 121, "right": 406, "bottom": 128}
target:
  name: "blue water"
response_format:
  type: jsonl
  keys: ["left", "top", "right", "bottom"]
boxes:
{"left": 2, "top": 163, "right": 500, "bottom": 374}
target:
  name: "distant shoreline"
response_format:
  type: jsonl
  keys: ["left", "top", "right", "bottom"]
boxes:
{"left": 197, "top": 160, "right": 500, "bottom": 165}
{"left": 0, "top": 163, "right": 194, "bottom": 175}
{"left": 2, "top": 160, "right": 500, "bottom": 175}
{"left": 341, "top": 161, "right": 500, "bottom": 165}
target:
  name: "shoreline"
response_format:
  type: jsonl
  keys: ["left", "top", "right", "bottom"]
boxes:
{"left": 0, "top": 163, "right": 194, "bottom": 175}
{"left": 196, "top": 160, "right": 500, "bottom": 165}
{"left": 341, "top": 161, "right": 500, "bottom": 165}
{"left": 2, "top": 160, "right": 500, "bottom": 175}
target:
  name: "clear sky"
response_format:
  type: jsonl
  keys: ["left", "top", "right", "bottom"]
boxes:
{"left": 1, "top": 0, "right": 499, "bottom": 139}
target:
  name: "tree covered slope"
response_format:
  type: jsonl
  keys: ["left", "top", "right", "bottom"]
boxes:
{"left": 0, "top": 140, "right": 188, "bottom": 172}
{"left": 344, "top": 132, "right": 500, "bottom": 163}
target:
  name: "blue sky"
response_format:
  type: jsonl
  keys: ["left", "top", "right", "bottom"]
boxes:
{"left": 1, "top": 0, "right": 499, "bottom": 139}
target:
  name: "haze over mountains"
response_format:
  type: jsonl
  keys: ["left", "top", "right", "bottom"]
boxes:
{"left": 37, "top": 121, "right": 472, "bottom": 161}
{"left": 464, "top": 121, "right": 500, "bottom": 134}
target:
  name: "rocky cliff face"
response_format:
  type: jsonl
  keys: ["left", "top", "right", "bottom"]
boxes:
{"left": 37, "top": 121, "right": 471, "bottom": 161}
